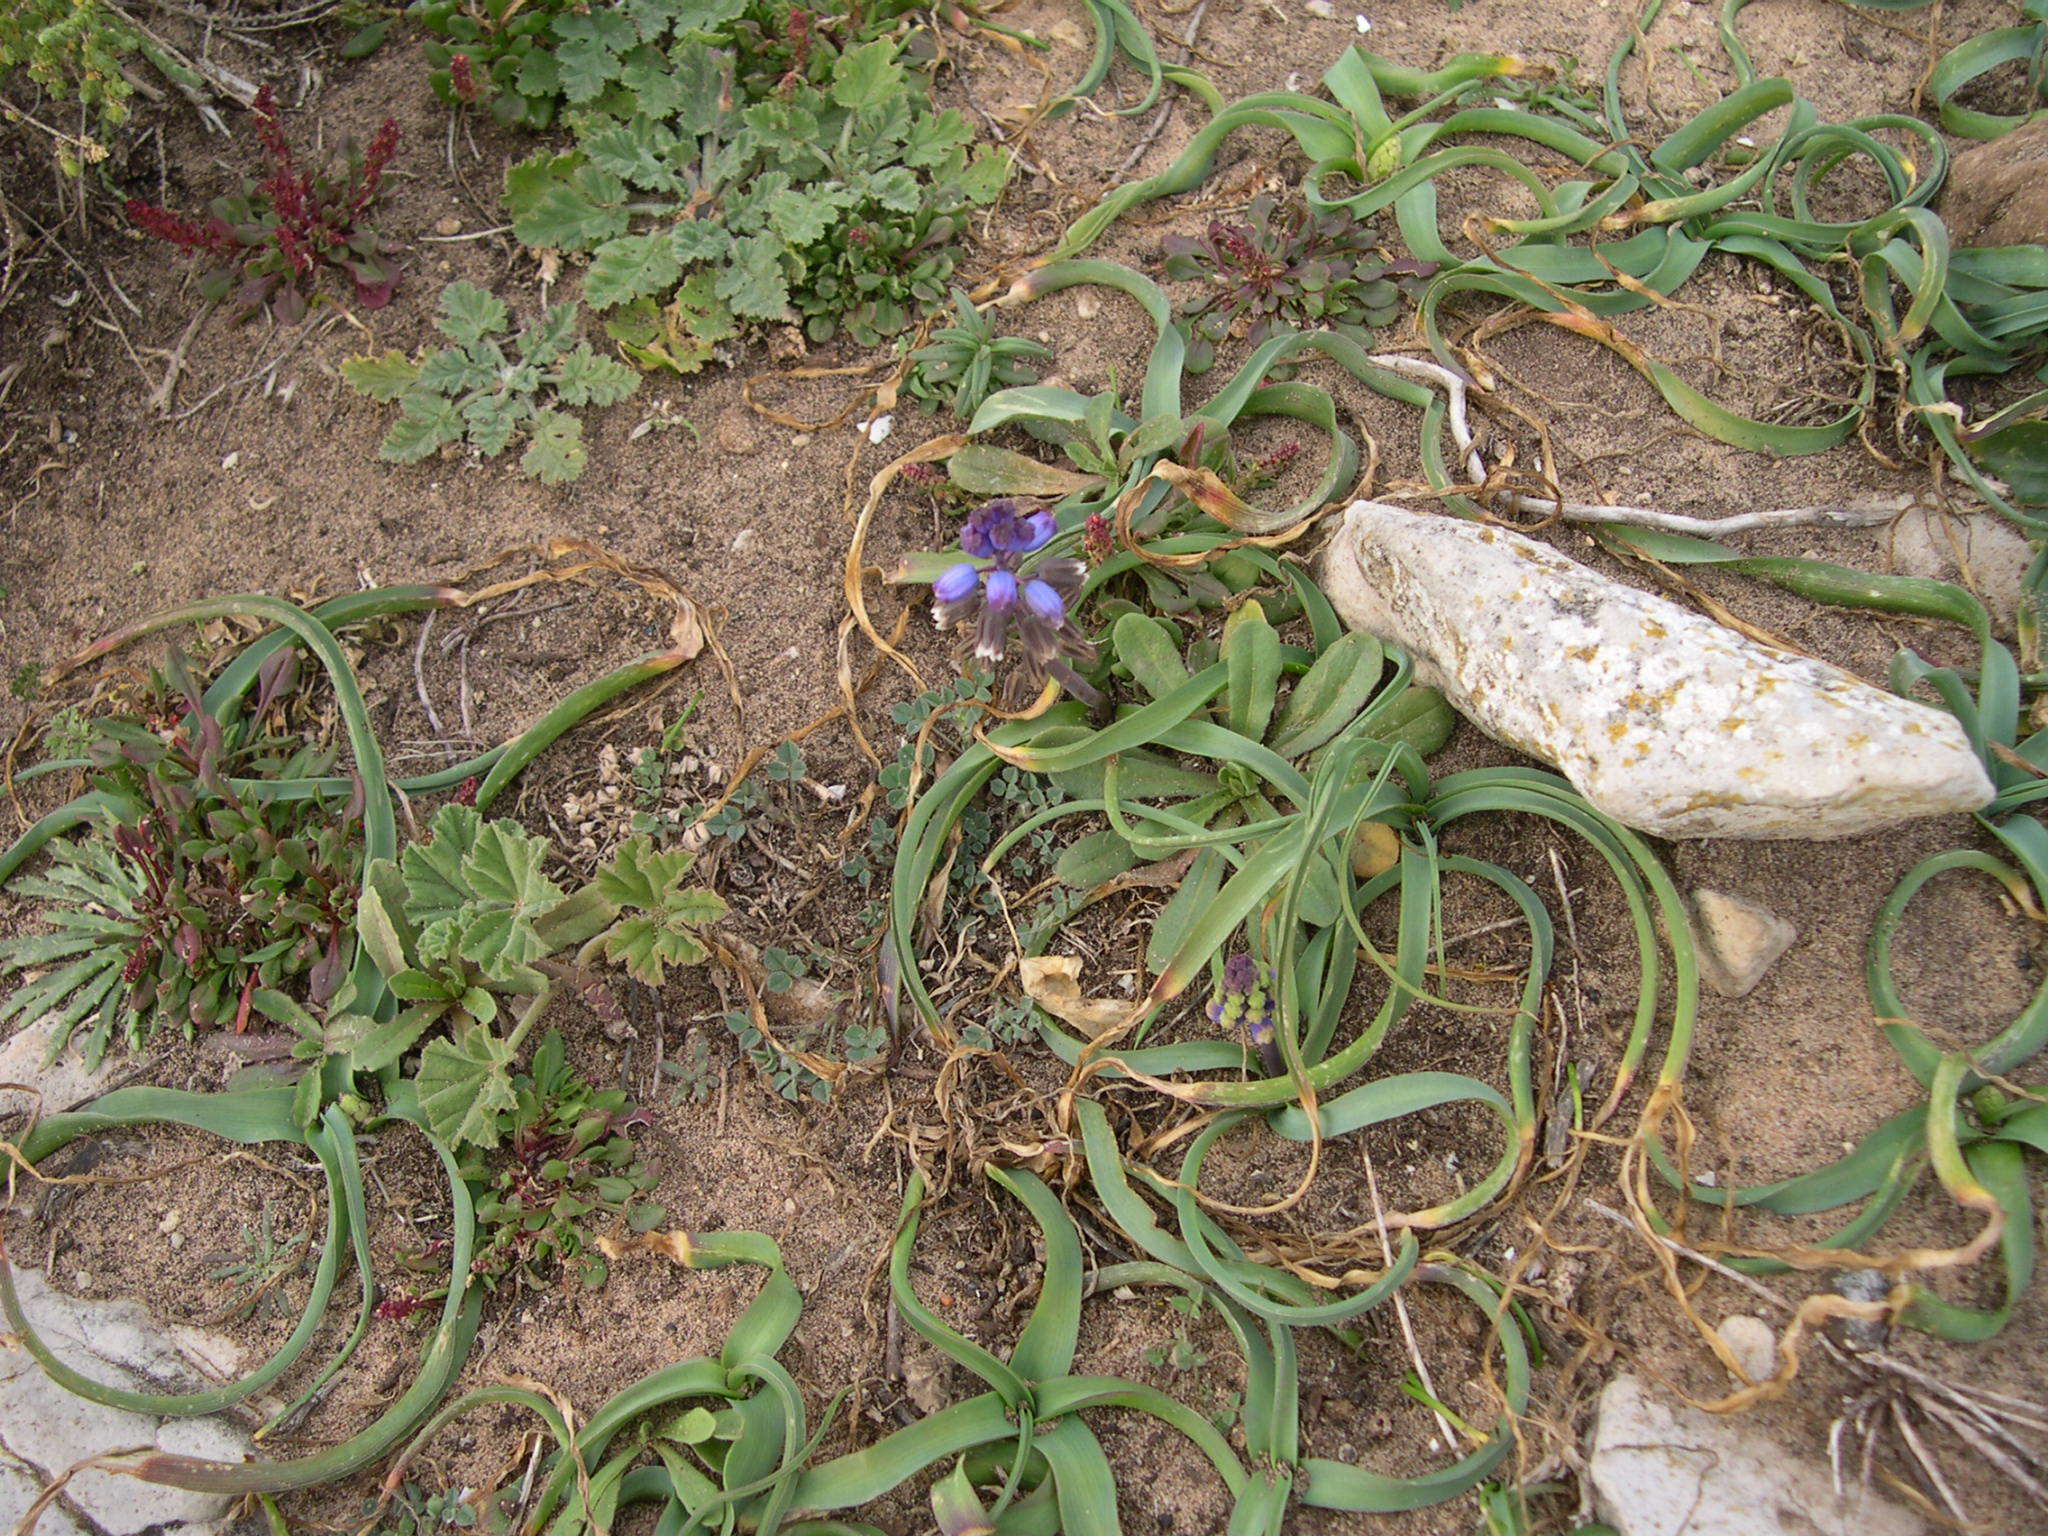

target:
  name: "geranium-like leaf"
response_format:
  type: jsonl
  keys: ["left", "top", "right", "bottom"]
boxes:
{"left": 600, "top": 915, "right": 708, "bottom": 987}
{"left": 831, "top": 38, "right": 905, "bottom": 110}
{"left": 767, "top": 189, "right": 835, "bottom": 249}
{"left": 402, "top": 804, "right": 484, "bottom": 928}
{"left": 417, "top": 1021, "right": 518, "bottom": 1149}
{"left": 342, "top": 351, "right": 420, "bottom": 402}
{"left": 381, "top": 395, "right": 464, "bottom": 463}
{"left": 436, "top": 281, "right": 509, "bottom": 348}
{"left": 417, "top": 345, "right": 496, "bottom": 396}
{"left": 594, "top": 833, "right": 694, "bottom": 907}
{"left": 551, "top": 344, "right": 639, "bottom": 407}
{"left": 584, "top": 231, "right": 681, "bottom": 310}
{"left": 454, "top": 819, "right": 565, "bottom": 973}
{"left": 521, "top": 410, "right": 588, "bottom": 483}
{"left": 519, "top": 304, "right": 582, "bottom": 366}
{"left": 713, "top": 233, "right": 791, "bottom": 320}
{"left": 505, "top": 153, "right": 632, "bottom": 251}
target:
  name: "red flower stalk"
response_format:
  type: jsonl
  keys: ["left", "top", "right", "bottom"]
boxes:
{"left": 352, "top": 117, "right": 401, "bottom": 215}
{"left": 125, "top": 200, "right": 238, "bottom": 257}
{"left": 449, "top": 52, "right": 483, "bottom": 104}
{"left": 1083, "top": 512, "right": 1114, "bottom": 566}
{"left": 1253, "top": 440, "right": 1301, "bottom": 474}
{"left": 251, "top": 84, "right": 292, "bottom": 174}
{"left": 777, "top": 8, "right": 813, "bottom": 94}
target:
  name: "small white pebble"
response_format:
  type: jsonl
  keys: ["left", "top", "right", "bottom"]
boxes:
{"left": 221, "top": 451, "right": 240, "bottom": 470}
{"left": 731, "top": 528, "right": 759, "bottom": 556}
{"left": 863, "top": 413, "right": 895, "bottom": 445}
{"left": 1305, "top": 0, "right": 1338, "bottom": 17}
{"left": 158, "top": 1210, "right": 181, "bottom": 1234}
{"left": 1354, "top": 14, "right": 1373, "bottom": 32}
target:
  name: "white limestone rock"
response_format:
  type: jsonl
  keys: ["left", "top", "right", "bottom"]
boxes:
{"left": 0, "top": 1268, "right": 250, "bottom": 1536}
{"left": 1320, "top": 502, "right": 1994, "bottom": 839}
{"left": 0, "top": 1016, "right": 123, "bottom": 1119}
{"left": 1590, "top": 1374, "right": 1925, "bottom": 1536}
{"left": 1691, "top": 890, "right": 1797, "bottom": 997}
{"left": 1886, "top": 508, "right": 2033, "bottom": 636}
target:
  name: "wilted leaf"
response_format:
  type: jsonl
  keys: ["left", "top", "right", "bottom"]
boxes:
{"left": 1020, "top": 955, "right": 1131, "bottom": 1034}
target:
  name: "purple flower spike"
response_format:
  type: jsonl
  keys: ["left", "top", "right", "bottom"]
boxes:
{"left": 931, "top": 497, "right": 1100, "bottom": 705}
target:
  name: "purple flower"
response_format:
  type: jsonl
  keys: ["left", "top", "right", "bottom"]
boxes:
{"left": 1208, "top": 952, "right": 1281, "bottom": 1076}
{"left": 933, "top": 562, "right": 980, "bottom": 604}
{"left": 930, "top": 499, "right": 1099, "bottom": 705}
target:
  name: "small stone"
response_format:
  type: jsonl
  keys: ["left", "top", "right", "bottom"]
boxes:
{"left": 1831, "top": 1268, "right": 1892, "bottom": 1352}
{"left": 157, "top": 1210, "right": 181, "bottom": 1234}
{"left": 1690, "top": 890, "right": 1796, "bottom": 998}
{"left": 730, "top": 528, "right": 759, "bottom": 556}
{"left": 1715, "top": 1313, "right": 1777, "bottom": 1384}
{"left": 1942, "top": 117, "right": 2048, "bottom": 249}
{"left": 790, "top": 432, "right": 813, "bottom": 449}
{"left": 713, "top": 406, "right": 760, "bottom": 456}
{"left": 1887, "top": 508, "right": 2033, "bottom": 636}
{"left": 1590, "top": 1375, "right": 1926, "bottom": 1535}
{"left": 1319, "top": 501, "right": 1993, "bottom": 839}
{"left": 434, "top": 216, "right": 462, "bottom": 236}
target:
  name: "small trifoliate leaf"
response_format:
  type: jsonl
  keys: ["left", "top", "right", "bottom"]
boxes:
{"left": 522, "top": 410, "right": 588, "bottom": 483}
{"left": 436, "top": 281, "right": 509, "bottom": 348}
{"left": 342, "top": 351, "right": 421, "bottom": 402}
